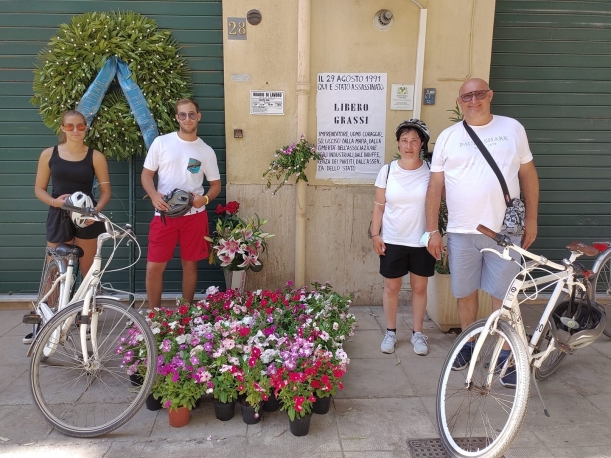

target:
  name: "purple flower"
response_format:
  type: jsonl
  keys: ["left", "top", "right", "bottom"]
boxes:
{"left": 190, "top": 355, "right": 200, "bottom": 366}
{"left": 203, "top": 341, "right": 213, "bottom": 352}
{"left": 160, "top": 339, "right": 171, "bottom": 353}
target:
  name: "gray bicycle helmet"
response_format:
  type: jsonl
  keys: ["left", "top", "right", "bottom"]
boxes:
{"left": 395, "top": 118, "right": 430, "bottom": 154}
{"left": 160, "top": 188, "right": 193, "bottom": 224}
{"left": 548, "top": 297, "right": 606, "bottom": 350}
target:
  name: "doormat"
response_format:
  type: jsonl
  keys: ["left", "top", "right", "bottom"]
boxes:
{"left": 407, "top": 438, "right": 504, "bottom": 457}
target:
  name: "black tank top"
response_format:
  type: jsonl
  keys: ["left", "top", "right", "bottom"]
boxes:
{"left": 49, "top": 145, "right": 95, "bottom": 198}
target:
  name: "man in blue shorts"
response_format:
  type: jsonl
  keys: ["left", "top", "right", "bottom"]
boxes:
{"left": 424, "top": 78, "right": 539, "bottom": 387}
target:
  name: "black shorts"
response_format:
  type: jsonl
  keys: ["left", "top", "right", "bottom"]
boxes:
{"left": 46, "top": 207, "right": 105, "bottom": 243}
{"left": 379, "top": 243, "right": 436, "bottom": 279}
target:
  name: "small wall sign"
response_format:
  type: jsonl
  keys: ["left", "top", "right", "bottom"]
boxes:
{"left": 250, "top": 91, "right": 285, "bottom": 115}
{"left": 227, "top": 17, "right": 247, "bottom": 40}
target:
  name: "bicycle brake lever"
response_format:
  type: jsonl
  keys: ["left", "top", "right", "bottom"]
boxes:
{"left": 481, "top": 247, "right": 513, "bottom": 261}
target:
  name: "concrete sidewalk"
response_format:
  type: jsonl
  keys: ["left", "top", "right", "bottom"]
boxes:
{"left": 1, "top": 305, "right": 611, "bottom": 458}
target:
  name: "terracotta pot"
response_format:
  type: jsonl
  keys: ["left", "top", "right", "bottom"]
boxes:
{"left": 168, "top": 406, "right": 191, "bottom": 428}
{"left": 289, "top": 413, "right": 312, "bottom": 436}
{"left": 312, "top": 395, "right": 332, "bottom": 415}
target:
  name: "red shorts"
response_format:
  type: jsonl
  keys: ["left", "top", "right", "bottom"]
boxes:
{"left": 147, "top": 211, "right": 210, "bottom": 263}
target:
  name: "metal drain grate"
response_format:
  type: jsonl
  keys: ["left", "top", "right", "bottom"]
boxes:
{"left": 407, "top": 438, "right": 504, "bottom": 457}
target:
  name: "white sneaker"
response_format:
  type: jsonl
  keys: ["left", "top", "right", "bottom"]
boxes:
{"left": 411, "top": 331, "right": 429, "bottom": 356}
{"left": 380, "top": 331, "right": 397, "bottom": 354}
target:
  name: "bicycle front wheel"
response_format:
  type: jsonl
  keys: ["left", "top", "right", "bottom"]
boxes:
{"left": 30, "top": 298, "right": 157, "bottom": 437}
{"left": 592, "top": 251, "right": 611, "bottom": 337}
{"left": 436, "top": 319, "right": 530, "bottom": 458}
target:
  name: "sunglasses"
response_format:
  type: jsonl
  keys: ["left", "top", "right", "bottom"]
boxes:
{"left": 177, "top": 112, "right": 198, "bottom": 121}
{"left": 63, "top": 123, "right": 88, "bottom": 132}
{"left": 459, "top": 90, "right": 490, "bottom": 102}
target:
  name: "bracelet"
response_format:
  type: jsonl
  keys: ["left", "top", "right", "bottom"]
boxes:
{"left": 51, "top": 198, "right": 55, "bottom": 207}
{"left": 374, "top": 201, "right": 385, "bottom": 206}
{"left": 371, "top": 234, "right": 380, "bottom": 238}
{"left": 204, "top": 195, "right": 209, "bottom": 205}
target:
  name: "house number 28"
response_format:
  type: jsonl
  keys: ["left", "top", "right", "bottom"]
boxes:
{"left": 227, "top": 18, "right": 247, "bottom": 40}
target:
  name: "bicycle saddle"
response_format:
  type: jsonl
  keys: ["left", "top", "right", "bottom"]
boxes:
{"left": 566, "top": 242, "right": 599, "bottom": 257}
{"left": 54, "top": 243, "right": 85, "bottom": 258}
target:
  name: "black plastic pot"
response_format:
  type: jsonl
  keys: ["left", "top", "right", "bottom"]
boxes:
{"left": 312, "top": 395, "right": 332, "bottom": 414}
{"left": 146, "top": 393, "right": 162, "bottom": 411}
{"left": 239, "top": 400, "right": 262, "bottom": 425}
{"left": 289, "top": 413, "right": 312, "bottom": 436}
{"left": 129, "top": 373, "right": 143, "bottom": 387}
{"left": 213, "top": 399, "right": 236, "bottom": 421}
{"left": 262, "top": 391, "right": 280, "bottom": 412}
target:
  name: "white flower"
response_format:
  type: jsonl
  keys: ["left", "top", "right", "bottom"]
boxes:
{"left": 152, "top": 328, "right": 160, "bottom": 335}
{"left": 176, "top": 334, "right": 186, "bottom": 345}
{"left": 333, "top": 322, "right": 339, "bottom": 331}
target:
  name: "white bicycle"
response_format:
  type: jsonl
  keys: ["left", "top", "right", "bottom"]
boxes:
{"left": 591, "top": 241, "right": 611, "bottom": 337}
{"left": 23, "top": 203, "right": 157, "bottom": 437}
{"left": 436, "top": 225, "right": 606, "bottom": 458}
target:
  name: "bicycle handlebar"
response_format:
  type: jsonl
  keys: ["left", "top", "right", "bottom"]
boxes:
{"left": 476, "top": 224, "right": 566, "bottom": 271}
{"left": 61, "top": 203, "right": 133, "bottom": 240}
{"left": 61, "top": 202, "right": 99, "bottom": 217}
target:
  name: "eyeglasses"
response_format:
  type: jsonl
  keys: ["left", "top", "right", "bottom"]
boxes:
{"left": 459, "top": 90, "right": 490, "bottom": 102}
{"left": 63, "top": 123, "right": 87, "bottom": 131}
{"left": 177, "top": 112, "right": 198, "bottom": 121}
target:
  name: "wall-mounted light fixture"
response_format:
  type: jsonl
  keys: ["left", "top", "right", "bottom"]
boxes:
{"left": 247, "top": 9, "right": 262, "bottom": 25}
{"left": 373, "top": 9, "right": 393, "bottom": 31}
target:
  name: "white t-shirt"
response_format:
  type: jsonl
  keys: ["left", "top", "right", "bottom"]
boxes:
{"left": 143, "top": 132, "right": 221, "bottom": 216}
{"left": 430, "top": 115, "right": 533, "bottom": 233}
{"left": 375, "top": 161, "right": 430, "bottom": 247}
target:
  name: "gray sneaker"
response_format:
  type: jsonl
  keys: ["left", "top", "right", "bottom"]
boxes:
{"left": 380, "top": 330, "right": 397, "bottom": 353}
{"left": 411, "top": 331, "right": 429, "bottom": 356}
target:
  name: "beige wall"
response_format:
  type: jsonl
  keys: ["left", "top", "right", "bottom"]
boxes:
{"left": 222, "top": 0, "right": 496, "bottom": 304}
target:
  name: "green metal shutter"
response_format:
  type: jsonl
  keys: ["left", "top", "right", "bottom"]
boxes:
{"left": 490, "top": 0, "right": 611, "bottom": 262}
{"left": 0, "top": 0, "right": 224, "bottom": 294}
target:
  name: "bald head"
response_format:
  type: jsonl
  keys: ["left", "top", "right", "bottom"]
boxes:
{"left": 459, "top": 78, "right": 490, "bottom": 95}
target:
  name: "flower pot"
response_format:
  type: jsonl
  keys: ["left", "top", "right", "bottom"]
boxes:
{"left": 312, "top": 395, "right": 332, "bottom": 415}
{"left": 426, "top": 272, "right": 493, "bottom": 332}
{"left": 168, "top": 406, "right": 191, "bottom": 428}
{"left": 213, "top": 399, "right": 236, "bottom": 421}
{"left": 224, "top": 269, "right": 246, "bottom": 293}
{"left": 129, "top": 373, "right": 143, "bottom": 387}
{"left": 262, "top": 391, "right": 280, "bottom": 412}
{"left": 239, "top": 400, "right": 262, "bottom": 425}
{"left": 146, "top": 393, "right": 162, "bottom": 411}
{"left": 289, "top": 413, "right": 312, "bottom": 436}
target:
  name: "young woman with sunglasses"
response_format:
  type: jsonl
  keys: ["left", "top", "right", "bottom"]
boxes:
{"left": 28, "top": 110, "right": 111, "bottom": 343}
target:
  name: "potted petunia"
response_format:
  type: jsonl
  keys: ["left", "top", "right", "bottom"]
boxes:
{"left": 205, "top": 201, "right": 274, "bottom": 292}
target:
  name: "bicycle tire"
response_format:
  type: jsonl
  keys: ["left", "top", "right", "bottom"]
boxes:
{"left": 533, "top": 323, "right": 567, "bottom": 381}
{"left": 591, "top": 251, "right": 611, "bottom": 338}
{"left": 436, "top": 319, "right": 530, "bottom": 458}
{"left": 30, "top": 298, "right": 157, "bottom": 437}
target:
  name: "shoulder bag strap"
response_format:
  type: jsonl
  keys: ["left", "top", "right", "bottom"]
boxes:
{"left": 462, "top": 120, "right": 512, "bottom": 208}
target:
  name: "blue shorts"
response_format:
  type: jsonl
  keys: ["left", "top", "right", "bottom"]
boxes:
{"left": 447, "top": 232, "right": 521, "bottom": 300}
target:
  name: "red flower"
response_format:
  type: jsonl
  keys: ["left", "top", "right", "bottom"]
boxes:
{"left": 248, "top": 357, "right": 257, "bottom": 367}
{"left": 333, "top": 369, "right": 345, "bottom": 378}
{"left": 308, "top": 395, "right": 316, "bottom": 402}
{"left": 148, "top": 312, "right": 155, "bottom": 319}
{"left": 310, "top": 380, "right": 321, "bottom": 389}
{"left": 181, "top": 317, "right": 190, "bottom": 325}
{"left": 225, "top": 201, "right": 240, "bottom": 214}
{"left": 251, "top": 347, "right": 261, "bottom": 358}
{"left": 238, "top": 327, "right": 250, "bottom": 337}
{"left": 214, "top": 204, "right": 226, "bottom": 215}
{"left": 178, "top": 305, "right": 189, "bottom": 315}
{"left": 338, "top": 382, "right": 344, "bottom": 390}
{"left": 289, "top": 372, "right": 302, "bottom": 382}
{"left": 260, "top": 299, "right": 268, "bottom": 307}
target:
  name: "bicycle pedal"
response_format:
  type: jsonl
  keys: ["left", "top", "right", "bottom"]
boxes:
{"left": 22, "top": 312, "right": 42, "bottom": 325}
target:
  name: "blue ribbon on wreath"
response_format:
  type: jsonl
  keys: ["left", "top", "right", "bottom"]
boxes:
{"left": 76, "top": 56, "right": 159, "bottom": 149}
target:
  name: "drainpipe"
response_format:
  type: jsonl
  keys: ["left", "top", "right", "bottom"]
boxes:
{"left": 410, "top": 1, "right": 427, "bottom": 119}
{"left": 295, "top": 0, "right": 311, "bottom": 286}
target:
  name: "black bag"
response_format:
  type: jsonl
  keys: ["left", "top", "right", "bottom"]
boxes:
{"left": 462, "top": 121, "right": 525, "bottom": 236}
{"left": 368, "top": 161, "right": 393, "bottom": 239}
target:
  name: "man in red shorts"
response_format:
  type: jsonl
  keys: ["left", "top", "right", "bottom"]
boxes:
{"left": 141, "top": 98, "right": 221, "bottom": 308}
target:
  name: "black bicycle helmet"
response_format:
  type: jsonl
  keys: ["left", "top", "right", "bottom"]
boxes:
{"left": 395, "top": 118, "right": 430, "bottom": 154}
{"left": 160, "top": 188, "right": 193, "bottom": 224}
{"left": 548, "top": 297, "right": 606, "bottom": 350}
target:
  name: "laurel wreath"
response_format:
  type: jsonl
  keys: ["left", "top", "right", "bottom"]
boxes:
{"left": 31, "top": 11, "right": 193, "bottom": 160}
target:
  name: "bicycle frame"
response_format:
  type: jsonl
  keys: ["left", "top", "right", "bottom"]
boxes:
{"left": 27, "top": 219, "right": 130, "bottom": 362}
{"left": 465, "top": 247, "right": 586, "bottom": 386}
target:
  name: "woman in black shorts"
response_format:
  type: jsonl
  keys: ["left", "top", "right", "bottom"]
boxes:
{"left": 370, "top": 119, "right": 436, "bottom": 356}
{"left": 27, "top": 110, "right": 111, "bottom": 343}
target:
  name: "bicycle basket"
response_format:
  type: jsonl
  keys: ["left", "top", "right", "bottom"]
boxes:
{"left": 548, "top": 296, "right": 606, "bottom": 350}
